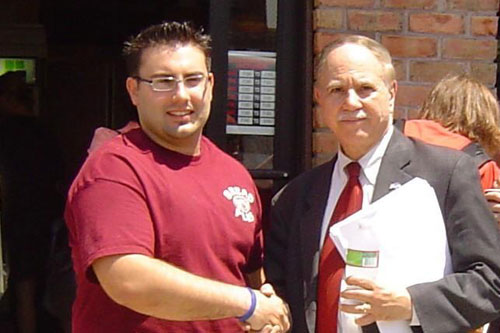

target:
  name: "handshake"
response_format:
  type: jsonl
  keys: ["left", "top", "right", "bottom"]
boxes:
{"left": 239, "top": 284, "right": 291, "bottom": 333}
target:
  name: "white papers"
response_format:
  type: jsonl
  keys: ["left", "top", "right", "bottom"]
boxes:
{"left": 329, "top": 177, "right": 452, "bottom": 333}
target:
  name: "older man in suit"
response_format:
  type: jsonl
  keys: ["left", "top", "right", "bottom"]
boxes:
{"left": 264, "top": 35, "right": 500, "bottom": 333}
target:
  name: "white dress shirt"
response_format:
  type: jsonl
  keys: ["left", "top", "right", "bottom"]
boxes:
{"left": 319, "top": 125, "right": 394, "bottom": 247}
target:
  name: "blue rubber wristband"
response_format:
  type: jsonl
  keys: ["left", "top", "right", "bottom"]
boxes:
{"left": 237, "top": 287, "right": 257, "bottom": 322}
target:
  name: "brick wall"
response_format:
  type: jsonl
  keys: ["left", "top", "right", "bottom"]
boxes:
{"left": 312, "top": 0, "right": 499, "bottom": 165}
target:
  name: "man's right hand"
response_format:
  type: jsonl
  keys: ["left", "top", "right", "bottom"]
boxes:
{"left": 484, "top": 189, "right": 500, "bottom": 226}
{"left": 245, "top": 287, "right": 290, "bottom": 332}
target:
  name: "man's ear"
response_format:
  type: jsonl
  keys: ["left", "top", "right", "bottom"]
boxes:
{"left": 313, "top": 86, "right": 321, "bottom": 104}
{"left": 126, "top": 77, "right": 139, "bottom": 106}
{"left": 203, "top": 72, "right": 215, "bottom": 102}
{"left": 208, "top": 72, "right": 214, "bottom": 85}
{"left": 207, "top": 72, "right": 215, "bottom": 92}
{"left": 388, "top": 80, "right": 398, "bottom": 110}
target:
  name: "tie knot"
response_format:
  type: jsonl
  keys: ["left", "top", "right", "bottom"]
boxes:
{"left": 345, "top": 162, "right": 361, "bottom": 179}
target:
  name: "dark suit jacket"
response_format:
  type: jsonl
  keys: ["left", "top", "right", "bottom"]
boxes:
{"left": 264, "top": 129, "right": 500, "bottom": 333}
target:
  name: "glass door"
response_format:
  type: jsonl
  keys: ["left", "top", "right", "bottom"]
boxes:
{"left": 207, "top": 0, "right": 313, "bottom": 228}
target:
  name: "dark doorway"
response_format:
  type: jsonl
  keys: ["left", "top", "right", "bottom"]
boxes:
{"left": 40, "top": 0, "right": 210, "bottom": 190}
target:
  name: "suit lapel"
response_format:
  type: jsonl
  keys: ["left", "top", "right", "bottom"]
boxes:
{"left": 300, "top": 158, "right": 336, "bottom": 288}
{"left": 373, "top": 129, "right": 414, "bottom": 202}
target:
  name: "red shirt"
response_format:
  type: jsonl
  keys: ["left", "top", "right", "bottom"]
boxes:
{"left": 65, "top": 129, "right": 263, "bottom": 332}
{"left": 404, "top": 119, "right": 500, "bottom": 189}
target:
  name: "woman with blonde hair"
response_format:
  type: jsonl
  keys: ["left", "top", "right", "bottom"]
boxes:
{"left": 397, "top": 73, "right": 500, "bottom": 190}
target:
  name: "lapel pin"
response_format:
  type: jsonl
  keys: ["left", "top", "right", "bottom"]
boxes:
{"left": 389, "top": 182, "right": 401, "bottom": 190}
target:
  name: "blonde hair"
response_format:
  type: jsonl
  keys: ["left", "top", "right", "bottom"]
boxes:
{"left": 419, "top": 73, "right": 500, "bottom": 156}
{"left": 315, "top": 35, "right": 395, "bottom": 83}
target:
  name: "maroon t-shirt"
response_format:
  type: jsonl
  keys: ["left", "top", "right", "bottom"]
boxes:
{"left": 65, "top": 129, "right": 263, "bottom": 332}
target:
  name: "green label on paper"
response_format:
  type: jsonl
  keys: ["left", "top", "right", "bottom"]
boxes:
{"left": 346, "top": 249, "right": 379, "bottom": 268}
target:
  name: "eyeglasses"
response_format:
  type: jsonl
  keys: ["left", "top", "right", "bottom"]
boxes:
{"left": 133, "top": 73, "right": 207, "bottom": 92}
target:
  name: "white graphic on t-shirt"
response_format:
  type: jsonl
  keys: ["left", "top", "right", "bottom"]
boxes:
{"left": 223, "top": 186, "right": 255, "bottom": 223}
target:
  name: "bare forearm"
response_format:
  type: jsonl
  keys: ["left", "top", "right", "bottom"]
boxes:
{"left": 93, "top": 254, "right": 251, "bottom": 321}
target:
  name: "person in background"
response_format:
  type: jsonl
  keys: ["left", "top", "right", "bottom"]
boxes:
{"left": 397, "top": 73, "right": 500, "bottom": 190}
{"left": 0, "top": 71, "right": 64, "bottom": 333}
{"left": 86, "top": 120, "right": 139, "bottom": 155}
{"left": 264, "top": 35, "right": 500, "bottom": 332}
{"left": 64, "top": 21, "right": 289, "bottom": 333}
{"left": 396, "top": 74, "right": 500, "bottom": 236}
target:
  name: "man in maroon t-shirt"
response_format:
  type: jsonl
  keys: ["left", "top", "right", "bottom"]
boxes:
{"left": 64, "top": 22, "right": 290, "bottom": 333}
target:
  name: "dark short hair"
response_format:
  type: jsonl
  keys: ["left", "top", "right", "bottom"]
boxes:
{"left": 123, "top": 21, "right": 211, "bottom": 76}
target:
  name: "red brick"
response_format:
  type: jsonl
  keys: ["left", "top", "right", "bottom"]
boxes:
{"left": 447, "top": 0, "right": 499, "bottom": 11}
{"left": 409, "top": 13, "right": 464, "bottom": 34}
{"left": 383, "top": 0, "right": 437, "bottom": 9}
{"left": 395, "top": 84, "right": 432, "bottom": 107}
{"left": 382, "top": 35, "right": 437, "bottom": 58}
{"left": 314, "top": 8, "right": 344, "bottom": 29}
{"left": 470, "top": 63, "right": 497, "bottom": 87}
{"left": 316, "top": 0, "right": 375, "bottom": 7}
{"left": 313, "top": 153, "right": 336, "bottom": 167}
{"left": 409, "top": 61, "right": 466, "bottom": 83}
{"left": 314, "top": 32, "right": 340, "bottom": 54}
{"left": 393, "top": 59, "right": 406, "bottom": 81}
{"left": 393, "top": 107, "right": 408, "bottom": 119}
{"left": 443, "top": 38, "right": 497, "bottom": 60}
{"left": 314, "top": 32, "right": 376, "bottom": 54}
{"left": 313, "top": 131, "right": 338, "bottom": 154}
{"left": 407, "top": 107, "right": 424, "bottom": 119}
{"left": 348, "top": 10, "right": 402, "bottom": 32}
{"left": 471, "top": 16, "right": 498, "bottom": 36}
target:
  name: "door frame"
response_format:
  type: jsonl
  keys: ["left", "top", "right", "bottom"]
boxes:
{"left": 206, "top": 0, "right": 313, "bottom": 189}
